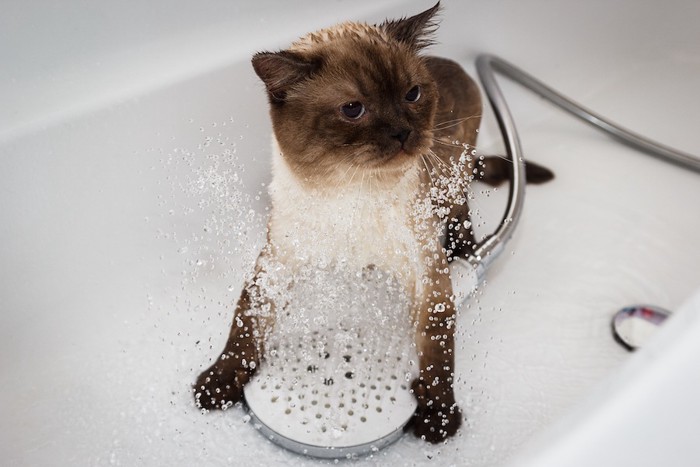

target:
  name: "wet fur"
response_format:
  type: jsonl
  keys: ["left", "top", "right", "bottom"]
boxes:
{"left": 194, "top": 2, "right": 552, "bottom": 443}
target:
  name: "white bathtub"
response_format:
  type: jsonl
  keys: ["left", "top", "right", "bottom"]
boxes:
{"left": 2, "top": 1, "right": 699, "bottom": 465}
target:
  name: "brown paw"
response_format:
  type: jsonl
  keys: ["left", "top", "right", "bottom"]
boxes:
{"left": 410, "top": 378, "right": 462, "bottom": 443}
{"left": 412, "top": 401, "right": 462, "bottom": 443}
{"left": 193, "top": 357, "right": 255, "bottom": 411}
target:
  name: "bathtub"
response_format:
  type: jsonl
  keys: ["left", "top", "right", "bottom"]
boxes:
{"left": 1, "top": 0, "right": 699, "bottom": 465}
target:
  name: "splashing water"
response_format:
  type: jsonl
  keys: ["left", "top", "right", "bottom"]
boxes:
{"left": 160, "top": 135, "right": 267, "bottom": 291}
{"left": 244, "top": 262, "right": 418, "bottom": 450}
{"left": 159, "top": 123, "right": 499, "bottom": 457}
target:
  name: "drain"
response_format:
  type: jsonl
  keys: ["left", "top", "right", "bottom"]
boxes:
{"left": 612, "top": 304, "right": 671, "bottom": 351}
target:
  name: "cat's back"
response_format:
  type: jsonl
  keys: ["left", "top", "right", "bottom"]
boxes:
{"left": 425, "top": 56, "right": 482, "bottom": 147}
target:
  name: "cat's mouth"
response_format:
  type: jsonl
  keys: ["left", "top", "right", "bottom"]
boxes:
{"left": 369, "top": 141, "right": 429, "bottom": 170}
{"left": 363, "top": 148, "right": 415, "bottom": 171}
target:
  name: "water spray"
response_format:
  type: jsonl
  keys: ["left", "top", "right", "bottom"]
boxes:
{"left": 243, "top": 54, "right": 700, "bottom": 458}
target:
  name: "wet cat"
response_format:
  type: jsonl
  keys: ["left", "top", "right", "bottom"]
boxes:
{"left": 194, "top": 3, "right": 553, "bottom": 443}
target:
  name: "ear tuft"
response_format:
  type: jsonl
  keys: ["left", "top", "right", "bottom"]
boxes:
{"left": 251, "top": 51, "right": 320, "bottom": 102}
{"left": 379, "top": 2, "right": 441, "bottom": 51}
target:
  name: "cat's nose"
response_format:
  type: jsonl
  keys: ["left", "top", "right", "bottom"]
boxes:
{"left": 391, "top": 128, "right": 411, "bottom": 145}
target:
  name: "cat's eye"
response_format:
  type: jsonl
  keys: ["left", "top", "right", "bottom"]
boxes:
{"left": 340, "top": 101, "right": 365, "bottom": 119}
{"left": 405, "top": 85, "right": 421, "bottom": 102}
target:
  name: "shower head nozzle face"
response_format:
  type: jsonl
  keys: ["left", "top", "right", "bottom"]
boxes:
{"left": 243, "top": 266, "right": 418, "bottom": 458}
{"left": 244, "top": 327, "right": 418, "bottom": 458}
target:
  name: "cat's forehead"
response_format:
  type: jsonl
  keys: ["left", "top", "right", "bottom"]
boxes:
{"left": 289, "top": 21, "right": 424, "bottom": 93}
{"left": 290, "top": 21, "right": 390, "bottom": 53}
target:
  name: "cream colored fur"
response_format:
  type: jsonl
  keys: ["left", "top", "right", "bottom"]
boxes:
{"left": 267, "top": 137, "right": 426, "bottom": 293}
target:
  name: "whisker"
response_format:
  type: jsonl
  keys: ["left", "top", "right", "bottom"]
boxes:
{"left": 348, "top": 162, "right": 361, "bottom": 187}
{"left": 480, "top": 153, "right": 511, "bottom": 163}
{"left": 333, "top": 161, "right": 358, "bottom": 192}
{"left": 357, "top": 168, "right": 369, "bottom": 225}
{"left": 431, "top": 137, "right": 478, "bottom": 151}
{"left": 420, "top": 154, "right": 437, "bottom": 188}
{"left": 327, "top": 148, "right": 367, "bottom": 189}
{"left": 431, "top": 138, "right": 463, "bottom": 148}
{"left": 425, "top": 150, "right": 453, "bottom": 177}
{"left": 426, "top": 149, "right": 475, "bottom": 197}
{"left": 433, "top": 114, "right": 482, "bottom": 130}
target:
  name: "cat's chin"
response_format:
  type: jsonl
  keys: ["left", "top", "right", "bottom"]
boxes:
{"left": 323, "top": 153, "right": 418, "bottom": 190}
{"left": 369, "top": 148, "right": 419, "bottom": 171}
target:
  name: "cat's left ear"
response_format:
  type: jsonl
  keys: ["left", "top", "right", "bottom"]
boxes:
{"left": 379, "top": 2, "right": 441, "bottom": 51}
{"left": 252, "top": 51, "right": 320, "bottom": 103}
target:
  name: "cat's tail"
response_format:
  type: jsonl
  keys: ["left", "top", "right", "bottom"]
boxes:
{"left": 444, "top": 155, "right": 553, "bottom": 262}
{"left": 476, "top": 156, "right": 554, "bottom": 186}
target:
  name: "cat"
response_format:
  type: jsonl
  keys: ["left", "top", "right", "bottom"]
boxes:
{"left": 194, "top": 2, "right": 553, "bottom": 443}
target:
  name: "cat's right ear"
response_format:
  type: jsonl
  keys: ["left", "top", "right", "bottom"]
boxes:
{"left": 380, "top": 2, "right": 441, "bottom": 51}
{"left": 252, "top": 51, "right": 319, "bottom": 103}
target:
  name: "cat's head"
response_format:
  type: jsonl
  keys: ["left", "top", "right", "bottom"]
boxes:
{"left": 252, "top": 3, "right": 441, "bottom": 187}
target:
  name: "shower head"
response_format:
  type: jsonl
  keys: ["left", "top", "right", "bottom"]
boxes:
{"left": 242, "top": 266, "right": 419, "bottom": 458}
{"left": 244, "top": 325, "right": 417, "bottom": 459}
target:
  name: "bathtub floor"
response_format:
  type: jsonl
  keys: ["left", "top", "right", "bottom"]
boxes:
{"left": 2, "top": 1, "right": 700, "bottom": 466}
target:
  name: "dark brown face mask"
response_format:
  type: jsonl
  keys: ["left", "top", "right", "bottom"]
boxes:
{"left": 250, "top": 3, "right": 441, "bottom": 186}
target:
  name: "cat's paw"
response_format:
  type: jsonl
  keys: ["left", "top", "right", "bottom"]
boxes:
{"left": 193, "top": 357, "right": 255, "bottom": 411}
{"left": 410, "top": 378, "right": 462, "bottom": 443}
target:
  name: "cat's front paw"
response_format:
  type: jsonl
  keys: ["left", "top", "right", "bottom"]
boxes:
{"left": 193, "top": 357, "right": 255, "bottom": 411}
{"left": 410, "top": 378, "right": 462, "bottom": 443}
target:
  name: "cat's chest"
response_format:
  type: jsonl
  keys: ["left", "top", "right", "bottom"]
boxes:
{"left": 268, "top": 168, "right": 421, "bottom": 275}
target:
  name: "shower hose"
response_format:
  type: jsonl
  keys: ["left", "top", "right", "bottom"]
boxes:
{"left": 461, "top": 54, "right": 700, "bottom": 282}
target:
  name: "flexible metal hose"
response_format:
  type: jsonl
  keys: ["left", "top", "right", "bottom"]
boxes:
{"left": 466, "top": 54, "right": 700, "bottom": 276}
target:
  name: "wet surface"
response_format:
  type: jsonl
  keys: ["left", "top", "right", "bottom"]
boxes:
{"left": 2, "top": 1, "right": 700, "bottom": 466}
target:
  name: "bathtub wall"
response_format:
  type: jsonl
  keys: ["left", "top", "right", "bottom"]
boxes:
{"left": 1, "top": 1, "right": 699, "bottom": 466}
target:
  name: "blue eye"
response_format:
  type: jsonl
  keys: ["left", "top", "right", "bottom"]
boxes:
{"left": 340, "top": 101, "right": 365, "bottom": 119}
{"left": 405, "top": 85, "right": 421, "bottom": 102}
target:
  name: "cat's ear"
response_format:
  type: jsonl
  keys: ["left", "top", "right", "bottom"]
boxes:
{"left": 379, "top": 2, "right": 441, "bottom": 51}
{"left": 252, "top": 51, "right": 319, "bottom": 102}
